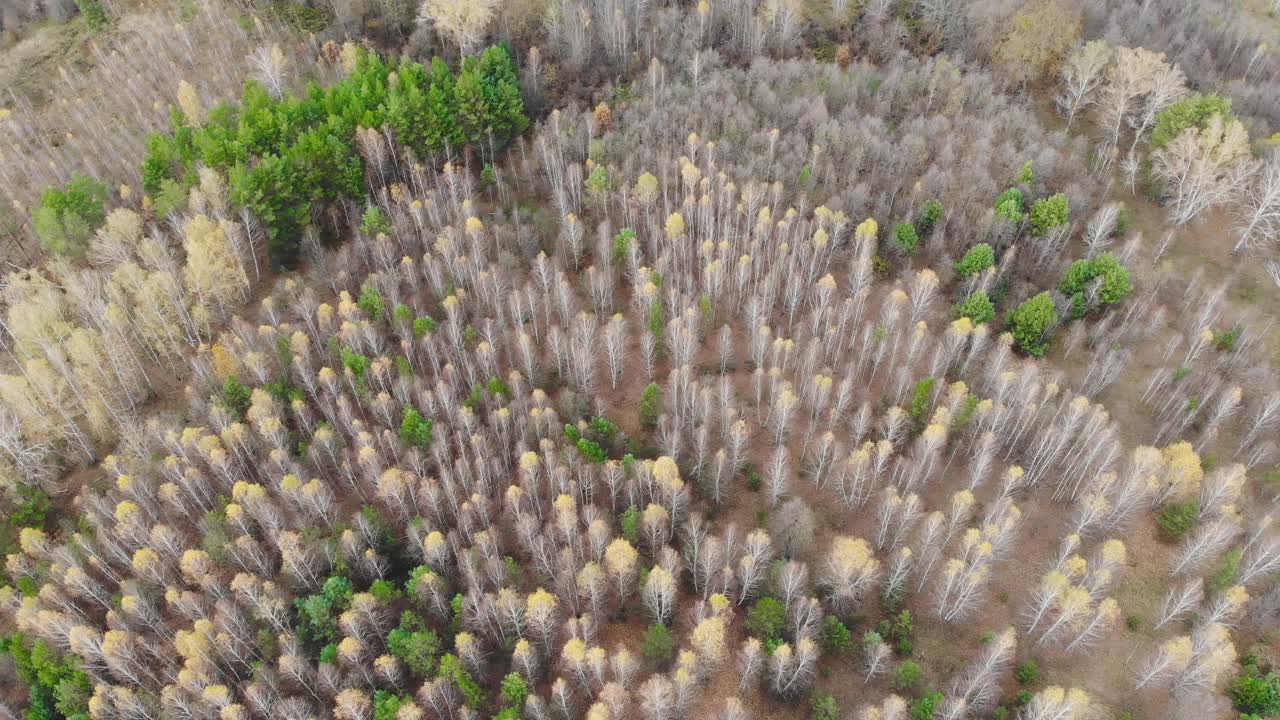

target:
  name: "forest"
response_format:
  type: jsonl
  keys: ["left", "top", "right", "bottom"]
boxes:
{"left": 1, "top": 1, "right": 1279, "bottom": 720}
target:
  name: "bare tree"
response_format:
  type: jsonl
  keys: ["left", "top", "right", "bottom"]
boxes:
{"left": 1232, "top": 153, "right": 1280, "bottom": 254}
{"left": 1057, "top": 40, "right": 1113, "bottom": 128}
{"left": 1152, "top": 113, "right": 1258, "bottom": 225}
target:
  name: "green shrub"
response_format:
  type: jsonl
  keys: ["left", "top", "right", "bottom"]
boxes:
{"left": 894, "top": 222, "right": 919, "bottom": 255}
{"left": 439, "top": 653, "right": 486, "bottom": 711}
{"left": 413, "top": 316, "right": 438, "bottom": 338}
{"left": 1213, "top": 327, "right": 1241, "bottom": 352}
{"left": 1156, "top": 499, "right": 1200, "bottom": 541}
{"left": 620, "top": 505, "right": 640, "bottom": 543}
{"left": 643, "top": 624, "right": 676, "bottom": 668}
{"left": 1015, "top": 660, "right": 1039, "bottom": 685}
{"left": 821, "top": 615, "right": 853, "bottom": 654}
{"left": 995, "top": 187, "right": 1024, "bottom": 222}
{"left": 1229, "top": 667, "right": 1280, "bottom": 716}
{"left": 220, "top": 376, "right": 252, "bottom": 419}
{"left": 340, "top": 346, "right": 371, "bottom": 382}
{"left": 1125, "top": 614, "right": 1142, "bottom": 631}
{"left": 500, "top": 672, "right": 530, "bottom": 710}
{"left": 10, "top": 486, "right": 52, "bottom": 530}
{"left": 76, "top": 0, "right": 109, "bottom": 30}
{"left": 373, "top": 691, "right": 409, "bottom": 720}
{"left": 893, "top": 660, "right": 923, "bottom": 690}
{"left": 911, "top": 690, "right": 944, "bottom": 720}
{"left": 33, "top": 175, "right": 110, "bottom": 257}
{"left": 955, "top": 290, "right": 995, "bottom": 324}
{"left": 810, "top": 692, "right": 839, "bottom": 720}
{"left": 639, "top": 383, "right": 662, "bottom": 429}
{"left": 1059, "top": 254, "right": 1132, "bottom": 313}
{"left": 369, "top": 579, "right": 400, "bottom": 603}
{"left": 1009, "top": 292, "right": 1058, "bottom": 356}
{"left": 1152, "top": 95, "right": 1233, "bottom": 149}
{"left": 0, "top": 633, "right": 92, "bottom": 720}
{"left": 294, "top": 576, "right": 354, "bottom": 650}
{"left": 400, "top": 407, "right": 434, "bottom": 449}
{"left": 358, "top": 283, "right": 385, "bottom": 319}
{"left": 917, "top": 200, "right": 944, "bottom": 235}
{"left": 910, "top": 377, "right": 937, "bottom": 431}
{"left": 361, "top": 206, "right": 392, "bottom": 236}
{"left": 954, "top": 243, "right": 995, "bottom": 278}
{"left": 747, "top": 598, "right": 787, "bottom": 642}
{"left": 1018, "top": 161, "right": 1035, "bottom": 186}
{"left": 877, "top": 610, "right": 915, "bottom": 656}
{"left": 1029, "top": 193, "right": 1069, "bottom": 236}
{"left": 1208, "top": 548, "right": 1243, "bottom": 595}
{"left": 612, "top": 228, "right": 636, "bottom": 264}
{"left": 576, "top": 438, "right": 608, "bottom": 463}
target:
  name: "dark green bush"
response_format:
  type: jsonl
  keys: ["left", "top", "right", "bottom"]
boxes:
{"left": 643, "top": 624, "right": 676, "bottom": 668}
{"left": 810, "top": 692, "right": 839, "bottom": 720}
{"left": 911, "top": 690, "right": 944, "bottom": 720}
{"left": 746, "top": 597, "right": 787, "bottom": 642}
{"left": 0, "top": 634, "right": 92, "bottom": 720}
{"left": 220, "top": 376, "right": 252, "bottom": 419}
{"left": 439, "top": 653, "right": 486, "bottom": 711}
{"left": 1155, "top": 499, "right": 1200, "bottom": 541}
{"left": 877, "top": 610, "right": 915, "bottom": 656}
{"left": 294, "top": 576, "right": 354, "bottom": 649}
{"left": 1228, "top": 668, "right": 1280, "bottom": 717}
{"left": 361, "top": 206, "right": 392, "bottom": 236}
{"left": 373, "top": 691, "right": 409, "bottom": 720}
{"left": 821, "top": 615, "right": 853, "bottom": 654}
{"left": 639, "top": 383, "right": 662, "bottom": 429}
{"left": 917, "top": 199, "right": 943, "bottom": 235}
{"left": 620, "top": 505, "right": 640, "bottom": 543}
{"left": 1015, "top": 660, "right": 1039, "bottom": 685}
{"left": 893, "top": 660, "right": 923, "bottom": 690}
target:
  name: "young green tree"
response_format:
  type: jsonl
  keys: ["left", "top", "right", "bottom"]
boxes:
{"left": 893, "top": 659, "right": 923, "bottom": 690}
{"left": 995, "top": 188, "right": 1025, "bottom": 222}
{"left": 894, "top": 222, "right": 919, "bottom": 255}
{"left": 1029, "top": 193, "right": 1070, "bottom": 236}
{"left": 387, "top": 612, "right": 441, "bottom": 676}
{"left": 33, "top": 175, "right": 110, "bottom": 257}
{"left": 747, "top": 597, "right": 787, "bottom": 642}
{"left": 643, "top": 624, "right": 676, "bottom": 668}
{"left": 1059, "top": 253, "right": 1132, "bottom": 316}
{"left": 639, "top": 383, "right": 662, "bottom": 429}
{"left": 1009, "top": 291, "right": 1058, "bottom": 356}
{"left": 401, "top": 407, "right": 434, "bottom": 449}
{"left": 955, "top": 291, "right": 995, "bottom": 324}
{"left": 954, "top": 243, "right": 995, "bottom": 278}
{"left": 910, "top": 377, "right": 937, "bottom": 430}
